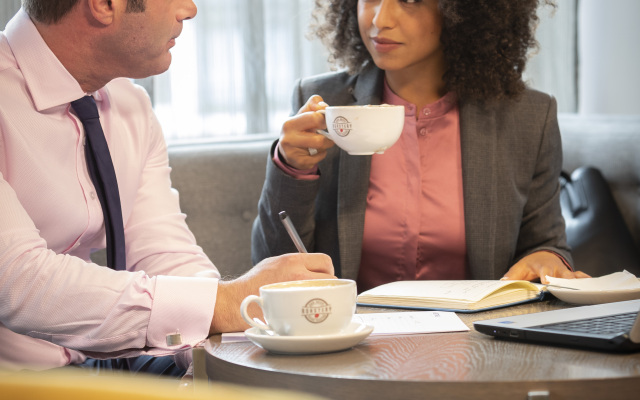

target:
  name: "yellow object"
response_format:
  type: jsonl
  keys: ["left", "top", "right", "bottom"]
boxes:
{"left": 0, "top": 369, "right": 327, "bottom": 400}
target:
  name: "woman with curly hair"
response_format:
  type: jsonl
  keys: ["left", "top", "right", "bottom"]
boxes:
{"left": 252, "top": 0, "right": 588, "bottom": 292}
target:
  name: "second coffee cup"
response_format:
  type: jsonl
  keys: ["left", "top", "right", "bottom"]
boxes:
{"left": 317, "top": 104, "right": 404, "bottom": 155}
{"left": 240, "top": 279, "right": 357, "bottom": 336}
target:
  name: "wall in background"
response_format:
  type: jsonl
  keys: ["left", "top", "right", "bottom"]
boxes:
{"left": 0, "top": 0, "right": 20, "bottom": 27}
{"left": 526, "top": 0, "right": 578, "bottom": 113}
{"left": 578, "top": 0, "right": 640, "bottom": 114}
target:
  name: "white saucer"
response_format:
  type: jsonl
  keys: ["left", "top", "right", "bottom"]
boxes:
{"left": 244, "top": 321, "right": 374, "bottom": 355}
{"left": 548, "top": 283, "right": 640, "bottom": 305}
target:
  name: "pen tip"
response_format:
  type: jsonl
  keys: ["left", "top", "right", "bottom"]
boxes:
{"left": 279, "top": 211, "right": 288, "bottom": 219}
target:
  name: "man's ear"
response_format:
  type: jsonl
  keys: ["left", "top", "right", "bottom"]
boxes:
{"left": 87, "top": 0, "right": 117, "bottom": 26}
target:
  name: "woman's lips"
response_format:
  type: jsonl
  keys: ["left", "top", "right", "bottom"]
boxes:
{"left": 371, "top": 37, "right": 402, "bottom": 53}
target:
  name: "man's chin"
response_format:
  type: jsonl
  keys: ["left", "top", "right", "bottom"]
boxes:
{"left": 130, "top": 55, "right": 173, "bottom": 80}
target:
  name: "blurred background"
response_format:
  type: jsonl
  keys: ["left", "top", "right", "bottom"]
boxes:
{"left": 2, "top": 0, "right": 639, "bottom": 143}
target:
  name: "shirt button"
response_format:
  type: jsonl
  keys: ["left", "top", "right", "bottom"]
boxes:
{"left": 90, "top": 191, "right": 97, "bottom": 200}
{"left": 419, "top": 128, "right": 427, "bottom": 136}
{"left": 423, "top": 108, "right": 431, "bottom": 116}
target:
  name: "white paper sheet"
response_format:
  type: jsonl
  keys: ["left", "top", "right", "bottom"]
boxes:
{"left": 546, "top": 270, "right": 640, "bottom": 291}
{"left": 221, "top": 311, "right": 469, "bottom": 343}
{"left": 352, "top": 311, "right": 469, "bottom": 335}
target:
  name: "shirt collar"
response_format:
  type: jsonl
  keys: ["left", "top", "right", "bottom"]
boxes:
{"left": 4, "top": 9, "right": 88, "bottom": 111}
{"left": 382, "top": 78, "right": 457, "bottom": 118}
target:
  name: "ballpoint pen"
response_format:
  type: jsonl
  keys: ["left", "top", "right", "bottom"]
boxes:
{"left": 279, "top": 211, "right": 308, "bottom": 253}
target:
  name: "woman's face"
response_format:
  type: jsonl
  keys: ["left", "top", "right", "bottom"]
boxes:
{"left": 357, "top": 0, "right": 444, "bottom": 77}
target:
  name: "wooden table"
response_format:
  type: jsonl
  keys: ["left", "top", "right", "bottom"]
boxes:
{"left": 203, "top": 301, "right": 640, "bottom": 400}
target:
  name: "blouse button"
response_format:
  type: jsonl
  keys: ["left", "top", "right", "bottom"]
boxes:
{"left": 423, "top": 108, "right": 431, "bottom": 116}
{"left": 90, "top": 191, "right": 97, "bottom": 200}
{"left": 419, "top": 128, "right": 427, "bottom": 136}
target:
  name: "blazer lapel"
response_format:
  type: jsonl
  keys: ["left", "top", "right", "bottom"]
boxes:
{"left": 460, "top": 102, "right": 498, "bottom": 279}
{"left": 337, "top": 64, "right": 384, "bottom": 280}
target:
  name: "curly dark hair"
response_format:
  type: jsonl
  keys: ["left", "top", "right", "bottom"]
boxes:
{"left": 311, "top": 0, "right": 556, "bottom": 101}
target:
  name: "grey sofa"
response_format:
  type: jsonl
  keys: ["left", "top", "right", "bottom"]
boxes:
{"left": 93, "top": 115, "right": 640, "bottom": 278}
{"left": 167, "top": 138, "right": 273, "bottom": 278}
{"left": 558, "top": 114, "right": 640, "bottom": 249}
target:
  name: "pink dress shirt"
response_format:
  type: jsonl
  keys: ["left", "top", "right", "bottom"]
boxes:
{"left": 0, "top": 10, "right": 219, "bottom": 371}
{"left": 357, "top": 86, "right": 467, "bottom": 291}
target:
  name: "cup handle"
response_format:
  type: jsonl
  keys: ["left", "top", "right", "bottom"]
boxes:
{"left": 315, "top": 109, "right": 331, "bottom": 138}
{"left": 240, "top": 295, "right": 271, "bottom": 331}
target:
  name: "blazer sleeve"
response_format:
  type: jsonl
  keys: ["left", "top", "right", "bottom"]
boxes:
{"left": 512, "top": 95, "right": 574, "bottom": 269}
{"left": 251, "top": 80, "right": 322, "bottom": 264}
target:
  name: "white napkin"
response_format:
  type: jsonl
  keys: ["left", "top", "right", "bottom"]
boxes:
{"left": 546, "top": 270, "right": 640, "bottom": 291}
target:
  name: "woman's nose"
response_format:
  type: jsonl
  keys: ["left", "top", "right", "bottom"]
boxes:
{"left": 372, "top": 0, "right": 398, "bottom": 29}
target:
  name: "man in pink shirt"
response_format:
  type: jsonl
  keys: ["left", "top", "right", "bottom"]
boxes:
{"left": 0, "top": 0, "right": 334, "bottom": 375}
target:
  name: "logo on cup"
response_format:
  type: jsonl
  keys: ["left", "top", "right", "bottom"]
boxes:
{"left": 301, "top": 298, "right": 331, "bottom": 323}
{"left": 332, "top": 116, "right": 351, "bottom": 137}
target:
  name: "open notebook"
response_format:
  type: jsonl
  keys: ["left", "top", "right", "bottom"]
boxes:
{"left": 474, "top": 299, "right": 640, "bottom": 352}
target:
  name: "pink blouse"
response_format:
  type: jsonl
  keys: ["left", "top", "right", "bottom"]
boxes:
{"left": 357, "top": 83, "right": 468, "bottom": 292}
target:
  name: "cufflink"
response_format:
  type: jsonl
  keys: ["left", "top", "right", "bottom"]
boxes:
{"left": 166, "top": 332, "right": 183, "bottom": 346}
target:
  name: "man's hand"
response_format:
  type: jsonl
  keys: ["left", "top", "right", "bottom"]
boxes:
{"left": 209, "top": 253, "right": 335, "bottom": 334}
{"left": 279, "top": 95, "right": 334, "bottom": 170}
{"left": 502, "top": 251, "right": 591, "bottom": 284}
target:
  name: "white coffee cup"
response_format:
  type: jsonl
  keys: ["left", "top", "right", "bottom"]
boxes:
{"left": 317, "top": 105, "right": 405, "bottom": 155}
{"left": 240, "top": 279, "right": 357, "bottom": 336}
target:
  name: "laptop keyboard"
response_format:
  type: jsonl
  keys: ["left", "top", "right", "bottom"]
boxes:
{"left": 536, "top": 312, "right": 637, "bottom": 335}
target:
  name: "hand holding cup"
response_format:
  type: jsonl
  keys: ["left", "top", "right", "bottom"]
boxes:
{"left": 279, "top": 96, "right": 405, "bottom": 170}
{"left": 278, "top": 96, "right": 334, "bottom": 170}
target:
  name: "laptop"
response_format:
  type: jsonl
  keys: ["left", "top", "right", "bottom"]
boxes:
{"left": 474, "top": 299, "right": 640, "bottom": 352}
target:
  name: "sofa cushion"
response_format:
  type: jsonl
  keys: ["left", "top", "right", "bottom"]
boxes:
{"left": 167, "top": 138, "right": 274, "bottom": 278}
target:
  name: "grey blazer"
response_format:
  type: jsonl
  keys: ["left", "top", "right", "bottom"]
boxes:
{"left": 252, "top": 63, "right": 572, "bottom": 281}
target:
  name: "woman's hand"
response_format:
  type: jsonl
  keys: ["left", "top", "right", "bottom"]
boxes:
{"left": 502, "top": 251, "right": 591, "bottom": 284}
{"left": 279, "top": 95, "right": 335, "bottom": 170}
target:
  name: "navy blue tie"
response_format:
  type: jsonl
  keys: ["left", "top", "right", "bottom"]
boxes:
{"left": 71, "top": 96, "right": 126, "bottom": 270}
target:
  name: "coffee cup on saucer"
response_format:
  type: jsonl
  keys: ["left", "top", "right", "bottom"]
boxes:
{"left": 240, "top": 279, "right": 357, "bottom": 336}
{"left": 316, "top": 105, "right": 404, "bottom": 155}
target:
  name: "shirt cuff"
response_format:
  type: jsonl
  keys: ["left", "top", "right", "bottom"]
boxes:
{"left": 539, "top": 249, "right": 574, "bottom": 271}
{"left": 273, "top": 142, "right": 319, "bottom": 181}
{"left": 146, "top": 276, "right": 218, "bottom": 350}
